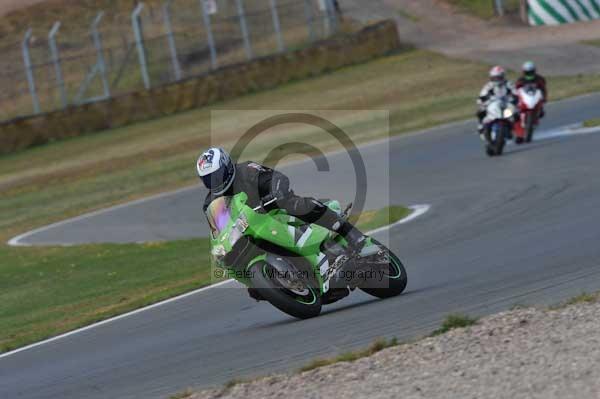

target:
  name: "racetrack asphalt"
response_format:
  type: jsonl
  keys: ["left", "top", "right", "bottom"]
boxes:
{"left": 2, "top": 93, "right": 600, "bottom": 399}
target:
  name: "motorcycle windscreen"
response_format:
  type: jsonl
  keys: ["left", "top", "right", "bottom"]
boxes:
{"left": 206, "top": 196, "right": 233, "bottom": 237}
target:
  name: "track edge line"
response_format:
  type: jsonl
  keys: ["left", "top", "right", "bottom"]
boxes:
{"left": 0, "top": 203, "right": 431, "bottom": 359}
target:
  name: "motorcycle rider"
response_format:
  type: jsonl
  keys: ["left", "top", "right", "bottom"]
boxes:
{"left": 516, "top": 61, "right": 547, "bottom": 118}
{"left": 197, "top": 147, "right": 367, "bottom": 254}
{"left": 476, "top": 66, "right": 518, "bottom": 136}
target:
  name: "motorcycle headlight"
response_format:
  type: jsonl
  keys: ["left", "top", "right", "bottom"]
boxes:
{"left": 503, "top": 109, "right": 514, "bottom": 118}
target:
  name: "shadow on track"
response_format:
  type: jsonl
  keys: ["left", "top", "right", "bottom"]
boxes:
{"left": 503, "top": 136, "right": 570, "bottom": 157}
{"left": 246, "top": 287, "right": 435, "bottom": 331}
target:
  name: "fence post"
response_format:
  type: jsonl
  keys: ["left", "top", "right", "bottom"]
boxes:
{"left": 92, "top": 12, "right": 111, "bottom": 98}
{"left": 520, "top": 0, "right": 529, "bottom": 23}
{"left": 235, "top": 0, "right": 253, "bottom": 60}
{"left": 304, "top": 0, "right": 316, "bottom": 42}
{"left": 269, "top": 0, "right": 285, "bottom": 52}
{"left": 132, "top": 3, "right": 151, "bottom": 89}
{"left": 324, "top": 0, "right": 338, "bottom": 34}
{"left": 163, "top": 0, "right": 182, "bottom": 81}
{"left": 319, "top": 0, "right": 331, "bottom": 36}
{"left": 200, "top": 0, "right": 218, "bottom": 70}
{"left": 494, "top": 0, "right": 505, "bottom": 16}
{"left": 22, "top": 29, "right": 41, "bottom": 114}
{"left": 48, "top": 22, "right": 67, "bottom": 109}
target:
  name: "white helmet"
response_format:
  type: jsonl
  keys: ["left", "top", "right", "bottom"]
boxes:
{"left": 522, "top": 61, "right": 537, "bottom": 80}
{"left": 196, "top": 147, "right": 236, "bottom": 195}
{"left": 489, "top": 65, "right": 506, "bottom": 83}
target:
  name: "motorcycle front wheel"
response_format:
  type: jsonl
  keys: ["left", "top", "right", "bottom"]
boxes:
{"left": 359, "top": 239, "right": 408, "bottom": 299}
{"left": 484, "top": 126, "right": 505, "bottom": 157}
{"left": 249, "top": 262, "right": 322, "bottom": 319}
{"left": 496, "top": 124, "right": 509, "bottom": 155}
{"left": 525, "top": 113, "right": 534, "bottom": 143}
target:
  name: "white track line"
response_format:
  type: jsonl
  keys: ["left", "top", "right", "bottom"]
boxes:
{"left": 536, "top": 124, "right": 600, "bottom": 141}
{"left": 506, "top": 124, "right": 600, "bottom": 146}
{"left": 0, "top": 279, "right": 236, "bottom": 360}
{"left": 6, "top": 107, "right": 467, "bottom": 248}
{"left": 7, "top": 185, "right": 199, "bottom": 247}
{"left": 9, "top": 119, "right": 595, "bottom": 247}
{"left": 0, "top": 204, "right": 430, "bottom": 360}
{"left": 8, "top": 123, "right": 597, "bottom": 247}
{"left": 367, "top": 204, "right": 430, "bottom": 236}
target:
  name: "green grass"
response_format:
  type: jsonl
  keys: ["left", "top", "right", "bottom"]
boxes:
{"left": 0, "top": 239, "right": 212, "bottom": 353}
{"left": 564, "top": 292, "right": 599, "bottom": 306}
{"left": 549, "top": 291, "right": 600, "bottom": 310}
{"left": 0, "top": 49, "right": 486, "bottom": 240}
{"left": 3, "top": 49, "right": 600, "bottom": 242}
{"left": 355, "top": 206, "right": 412, "bottom": 232}
{"left": 444, "top": 0, "right": 520, "bottom": 19}
{"left": 3, "top": 48, "right": 600, "bottom": 354}
{"left": 581, "top": 39, "right": 600, "bottom": 47}
{"left": 583, "top": 118, "right": 600, "bottom": 128}
{"left": 0, "top": 205, "right": 410, "bottom": 353}
{"left": 168, "top": 389, "right": 194, "bottom": 399}
{"left": 431, "top": 313, "right": 478, "bottom": 336}
{"left": 298, "top": 337, "right": 399, "bottom": 373}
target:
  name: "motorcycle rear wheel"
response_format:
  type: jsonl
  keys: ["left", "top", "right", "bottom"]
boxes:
{"left": 250, "top": 262, "right": 322, "bottom": 319}
{"left": 359, "top": 239, "right": 408, "bottom": 299}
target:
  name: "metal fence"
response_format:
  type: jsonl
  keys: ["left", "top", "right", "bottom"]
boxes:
{"left": 0, "top": 0, "right": 343, "bottom": 122}
{"left": 493, "top": 0, "right": 525, "bottom": 18}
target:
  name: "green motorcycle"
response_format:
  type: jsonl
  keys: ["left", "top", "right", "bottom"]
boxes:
{"left": 206, "top": 192, "right": 408, "bottom": 319}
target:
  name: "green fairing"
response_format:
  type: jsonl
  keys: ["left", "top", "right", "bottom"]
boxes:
{"left": 207, "top": 192, "right": 408, "bottom": 318}
{"left": 208, "top": 192, "right": 354, "bottom": 294}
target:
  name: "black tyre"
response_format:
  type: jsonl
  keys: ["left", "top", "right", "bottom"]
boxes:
{"left": 249, "top": 262, "right": 322, "bottom": 319}
{"left": 359, "top": 240, "right": 408, "bottom": 299}
{"left": 496, "top": 142, "right": 505, "bottom": 156}
{"left": 525, "top": 113, "right": 534, "bottom": 143}
{"left": 495, "top": 125, "right": 508, "bottom": 156}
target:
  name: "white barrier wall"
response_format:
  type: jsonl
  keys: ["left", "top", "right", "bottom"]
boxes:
{"left": 528, "top": 0, "right": 600, "bottom": 25}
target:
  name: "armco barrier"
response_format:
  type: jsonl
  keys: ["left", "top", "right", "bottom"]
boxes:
{"left": 0, "top": 20, "right": 401, "bottom": 155}
{"left": 528, "top": 0, "right": 600, "bottom": 25}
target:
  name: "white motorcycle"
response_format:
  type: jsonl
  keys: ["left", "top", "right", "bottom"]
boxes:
{"left": 482, "top": 96, "right": 518, "bottom": 157}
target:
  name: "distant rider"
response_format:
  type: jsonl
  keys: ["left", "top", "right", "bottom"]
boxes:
{"left": 197, "top": 147, "right": 366, "bottom": 252}
{"left": 516, "top": 61, "right": 547, "bottom": 118}
{"left": 477, "top": 66, "right": 518, "bottom": 136}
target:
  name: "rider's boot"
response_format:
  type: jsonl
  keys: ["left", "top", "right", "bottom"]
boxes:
{"left": 318, "top": 207, "right": 366, "bottom": 255}
{"left": 338, "top": 222, "right": 367, "bottom": 255}
{"left": 476, "top": 109, "right": 486, "bottom": 136}
{"left": 478, "top": 124, "right": 486, "bottom": 141}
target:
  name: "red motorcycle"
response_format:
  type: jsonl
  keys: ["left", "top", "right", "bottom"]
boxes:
{"left": 514, "top": 83, "right": 544, "bottom": 144}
